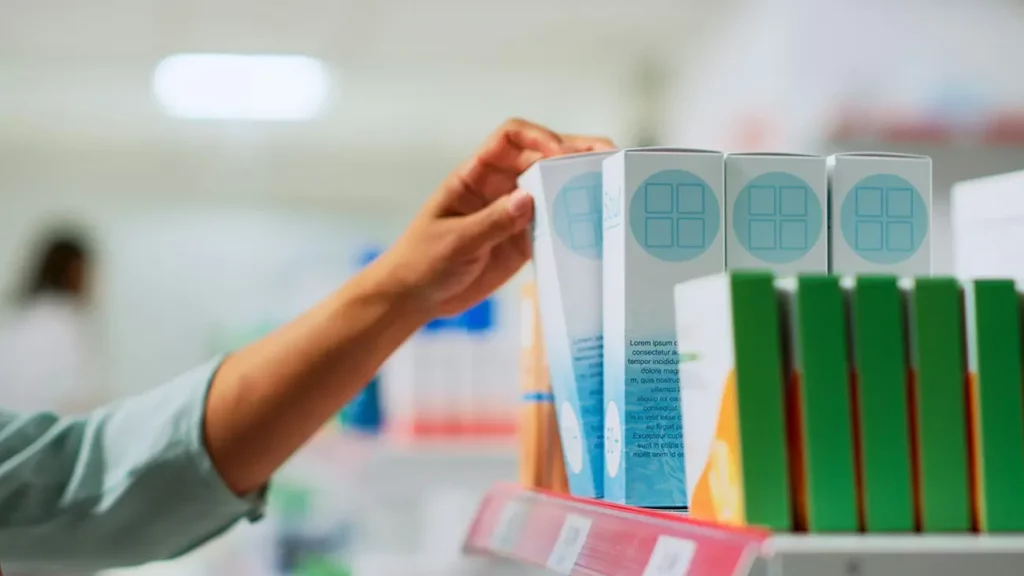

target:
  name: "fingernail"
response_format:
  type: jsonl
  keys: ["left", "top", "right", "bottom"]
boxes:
{"left": 507, "top": 190, "right": 533, "bottom": 217}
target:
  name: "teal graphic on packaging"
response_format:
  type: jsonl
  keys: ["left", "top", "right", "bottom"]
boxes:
{"left": 732, "top": 172, "right": 824, "bottom": 264}
{"left": 550, "top": 334, "right": 604, "bottom": 497}
{"left": 604, "top": 337, "right": 686, "bottom": 507}
{"left": 553, "top": 171, "right": 604, "bottom": 260}
{"left": 840, "top": 174, "right": 928, "bottom": 264}
{"left": 628, "top": 170, "right": 720, "bottom": 262}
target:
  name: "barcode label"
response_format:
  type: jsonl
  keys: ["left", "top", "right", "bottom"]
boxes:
{"left": 546, "top": 513, "right": 593, "bottom": 574}
{"left": 641, "top": 535, "right": 697, "bottom": 576}
{"left": 490, "top": 500, "right": 529, "bottom": 553}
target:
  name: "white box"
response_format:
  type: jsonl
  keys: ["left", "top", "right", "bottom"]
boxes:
{"left": 952, "top": 169, "right": 1024, "bottom": 282}
{"left": 828, "top": 152, "right": 932, "bottom": 275}
{"left": 602, "top": 148, "right": 725, "bottom": 507}
{"left": 725, "top": 153, "right": 828, "bottom": 273}
{"left": 519, "top": 151, "right": 615, "bottom": 498}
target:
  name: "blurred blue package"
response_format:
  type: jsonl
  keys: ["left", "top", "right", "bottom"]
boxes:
{"left": 338, "top": 247, "right": 385, "bottom": 434}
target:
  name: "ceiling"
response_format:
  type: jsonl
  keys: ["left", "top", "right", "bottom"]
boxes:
{"left": 0, "top": 0, "right": 733, "bottom": 152}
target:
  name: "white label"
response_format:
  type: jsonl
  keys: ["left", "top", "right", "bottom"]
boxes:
{"left": 490, "top": 500, "right": 529, "bottom": 553}
{"left": 641, "top": 536, "right": 697, "bottom": 576}
{"left": 545, "top": 513, "right": 593, "bottom": 574}
{"left": 559, "top": 401, "right": 584, "bottom": 474}
{"left": 605, "top": 401, "right": 622, "bottom": 478}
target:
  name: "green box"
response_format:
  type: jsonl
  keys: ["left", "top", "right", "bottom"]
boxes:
{"left": 963, "top": 279, "right": 1024, "bottom": 532}
{"left": 778, "top": 275, "right": 859, "bottom": 532}
{"left": 846, "top": 276, "right": 914, "bottom": 532}
{"left": 903, "top": 278, "right": 972, "bottom": 532}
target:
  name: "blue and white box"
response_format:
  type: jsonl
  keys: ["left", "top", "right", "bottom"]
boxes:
{"left": 725, "top": 153, "right": 828, "bottom": 273}
{"left": 828, "top": 153, "right": 932, "bottom": 274}
{"left": 518, "top": 151, "right": 615, "bottom": 498}
{"left": 601, "top": 148, "right": 725, "bottom": 507}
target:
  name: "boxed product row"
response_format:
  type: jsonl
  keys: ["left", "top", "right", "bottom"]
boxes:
{"left": 678, "top": 271, "right": 1024, "bottom": 533}
{"left": 518, "top": 148, "right": 933, "bottom": 508}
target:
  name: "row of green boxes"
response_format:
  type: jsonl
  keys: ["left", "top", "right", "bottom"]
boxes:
{"left": 675, "top": 271, "right": 1024, "bottom": 533}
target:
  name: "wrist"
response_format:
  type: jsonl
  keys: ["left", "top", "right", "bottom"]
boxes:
{"left": 344, "top": 258, "right": 436, "bottom": 332}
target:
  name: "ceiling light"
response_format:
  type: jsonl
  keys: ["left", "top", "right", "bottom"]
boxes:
{"left": 152, "top": 53, "right": 329, "bottom": 121}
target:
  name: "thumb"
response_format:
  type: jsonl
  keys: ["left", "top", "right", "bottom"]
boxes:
{"left": 459, "top": 189, "right": 534, "bottom": 249}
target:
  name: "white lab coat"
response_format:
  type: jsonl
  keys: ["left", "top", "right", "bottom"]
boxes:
{"left": 0, "top": 294, "right": 99, "bottom": 415}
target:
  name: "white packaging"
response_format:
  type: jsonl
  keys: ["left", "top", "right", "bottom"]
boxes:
{"left": 725, "top": 153, "right": 828, "bottom": 273}
{"left": 952, "top": 169, "right": 1024, "bottom": 281}
{"left": 519, "top": 151, "right": 615, "bottom": 498}
{"left": 828, "top": 152, "right": 932, "bottom": 275}
{"left": 602, "top": 148, "right": 725, "bottom": 507}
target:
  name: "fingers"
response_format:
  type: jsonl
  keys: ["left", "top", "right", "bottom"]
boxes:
{"left": 562, "top": 134, "right": 617, "bottom": 152}
{"left": 458, "top": 189, "right": 534, "bottom": 249}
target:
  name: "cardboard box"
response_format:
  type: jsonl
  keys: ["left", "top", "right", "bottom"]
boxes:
{"left": 952, "top": 169, "right": 1024, "bottom": 281}
{"left": 602, "top": 148, "right": 724, "bottom": 507}
{"left": 777, "top": 275, "right": 859, "bottom": 532}
{"left": 725, "top": 153, "right": 828, "bottom": 273}
{"left": 828, "top": 153, "right": 932, "bottom": 275}
{"left": 902, "top": 277, "right": 972, "bottom": 532}
{"left": 674, "top": 272, "right": 792, "bottom": 529}
{"left": 844, "top": 275, "right": 914, "bottom": 532}
{"left": 963, "top": 279, "right": 1024, "bottom": 532}
{"left": 519, "top": 151, "right": 615, "bottom": 498}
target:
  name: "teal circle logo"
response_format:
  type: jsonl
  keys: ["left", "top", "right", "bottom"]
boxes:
{"left": 732, "top": 172, "right": 823, "bottom": 264}
{"left": 553, "top": 171, "right": 603, "bottom": 260}
{"left": 841, "top": 173, "right": 928, "bottom": 264}
{"left": 628, "top": 169, "right": 720, "bottom": 262}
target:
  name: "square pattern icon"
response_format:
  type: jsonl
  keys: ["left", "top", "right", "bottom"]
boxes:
{"left": 779, "top": 220, "right": 807, "bottom": 250}
{"left": 676, "top": 184, "right": 705, "bottom": 214}
{"left": 749, "top": 220, "right": 777, "bottom": 250}
{"left": 644, "top": 184, "right": 674, "bottom": 214}
{"left": 566, "top": 186, "right": 596, "bottom": 216}
{"left": 855, "top": 187, "right": 884, "bottom": 217}
{"left": 570, "top": 221, "right": 598, "bottom": 249}
{"left": 886, "top": 188, "right": 914, "bottom": 218}
{"left": 856, "top": 221, "right": 884, "bottom": 251}
{"left": 779, "top": 187, "right": 808, "bottom": 217}
{"left": 677, "top": 218, "right": 705, "bottom": 248}
{"left": 886, "top": 221, "right": 913, "bottom": 251}
{"left": 645, "top": 217, "right": 674, "bottom": 248}
{"left": 749, "top": 186, "right": 776, "bottom": 216}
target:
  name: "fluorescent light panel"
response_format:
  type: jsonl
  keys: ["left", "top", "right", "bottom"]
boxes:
{"left": 152, "top": 53, "right": 329, "bottom": 120}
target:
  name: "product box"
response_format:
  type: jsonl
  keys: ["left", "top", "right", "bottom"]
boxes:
{"left": 952, "top": 169, "right": 1024, "bottom": 281}
{"left": 777, "top": 275, "right": 859, "bottom": 532}
{"left": 725, "top": 154, "right": 828, "bottom": 273}
{"left": 844, "top": 275, "right": 914, "bottom": 532}
{"left": 827, "top": 153, "right": 932, "bottom": 275}
{"left": 674, "top": 272, "right": 792, "bottom": 529}
{"left": 902, "top": 277, "right": 972, "bottom": 532}
{"left": 519, "top": 282, "right": 568, "bottom": 492}
{"left": 602, "top": 148, "right": 725, "bottom": 508}
{"left": 519, "top": 151, "right": 615, "bottom": 498}
{"left": 963, "top": 279, "right": 1024, "bottom": 532}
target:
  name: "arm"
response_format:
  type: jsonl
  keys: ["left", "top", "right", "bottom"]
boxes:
{"left": 0, "top": 120, "right": 613, "bottom": 571}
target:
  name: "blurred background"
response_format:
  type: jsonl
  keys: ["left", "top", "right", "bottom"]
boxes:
{"left": 1, "top": 0, "right": 1023, "bottom": 574}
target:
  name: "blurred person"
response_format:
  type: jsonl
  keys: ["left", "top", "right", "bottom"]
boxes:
{"left": 0, "top": 119, "right": 615, "bottom": 571}
{"left": 0, "top": 231, "right": 99, "bottom": 415}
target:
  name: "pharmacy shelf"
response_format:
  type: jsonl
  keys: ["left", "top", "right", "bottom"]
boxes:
{"left": 463, "top": 484, "right": 1024, "bottom": 576}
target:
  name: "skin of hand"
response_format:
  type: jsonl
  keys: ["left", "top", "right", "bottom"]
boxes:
{"left": 205, "top": 118, "right": 615, "bottom": 494}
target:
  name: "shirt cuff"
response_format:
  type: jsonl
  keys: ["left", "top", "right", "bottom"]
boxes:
{"left": 182, "top": 355, "right": 267, "bottom": 523}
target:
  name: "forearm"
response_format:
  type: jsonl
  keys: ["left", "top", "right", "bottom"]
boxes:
{"left": 204, "top": 262, "right": 430, "bottom": 494}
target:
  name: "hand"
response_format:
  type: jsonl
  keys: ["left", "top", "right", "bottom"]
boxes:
{"left": 369, "top": 118, "right": 615, "bottom": 319}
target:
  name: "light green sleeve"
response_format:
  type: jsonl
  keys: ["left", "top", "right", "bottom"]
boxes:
{"left": 0, "top": 357, "right": 265, "bottom": 572}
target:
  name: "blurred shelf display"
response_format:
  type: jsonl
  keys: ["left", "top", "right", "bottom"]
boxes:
{"left": 464, "top": 484, "right": 1024, "bottom": 576}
